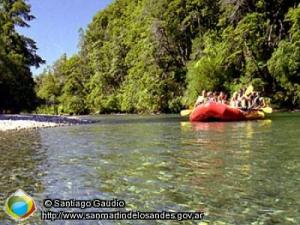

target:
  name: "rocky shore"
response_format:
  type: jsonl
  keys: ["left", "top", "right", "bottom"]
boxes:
{"left": 0, "top": 114, "right": 94, "bottom": 131}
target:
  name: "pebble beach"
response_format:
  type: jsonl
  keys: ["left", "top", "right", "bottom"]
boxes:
{"left": 0, "top": 114, "right": 93, "bottom": 131}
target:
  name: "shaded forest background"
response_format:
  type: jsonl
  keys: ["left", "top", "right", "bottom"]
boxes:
{"left": 1, "top": 0, "right": 300, "bottom": 114}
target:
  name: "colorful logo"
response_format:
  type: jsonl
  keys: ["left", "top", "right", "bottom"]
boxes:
{"left": 4, "top": 189, "right": 36, "bottom": 221}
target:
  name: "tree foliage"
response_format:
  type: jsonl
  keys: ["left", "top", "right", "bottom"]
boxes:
{"left": 0, "top": 0, "right": 43, "bottom": 113}
{"left": 36, "top": 0, "right": 300, "bottom": 114}
{"left": 268, "top": 5, "right": 300, "bottom": 108}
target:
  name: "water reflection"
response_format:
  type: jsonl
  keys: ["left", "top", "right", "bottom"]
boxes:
{"left": 180, "top": 119, "right": 299, "bottom": 224}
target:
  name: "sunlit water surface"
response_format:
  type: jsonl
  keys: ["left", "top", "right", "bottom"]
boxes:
{"left": 0, "top": 113, "right": 299, "bottom": 225}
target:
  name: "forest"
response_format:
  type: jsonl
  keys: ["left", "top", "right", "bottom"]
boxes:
{"left": 0, "top": 0, "right": 43, "bottom": 113}
{"left": 1, "top": 0, "right": 300, "bottom": 114}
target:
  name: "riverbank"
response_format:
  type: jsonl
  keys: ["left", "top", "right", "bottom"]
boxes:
{"left": 0, "top": 114, "right": 94, "bottom": 131}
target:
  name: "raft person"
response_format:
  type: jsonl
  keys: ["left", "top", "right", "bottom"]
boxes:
{"left": 194, "top": 90, "right": 207, "bottom": 107}
{"left": 237, "top": 87, "right": 255, "bottom": 110}
{"left": 237, "top": 89, "right": 244, "bottom": 108}
{"left": 230, "top": 92, "right": 239, "bottom": 108}
{"left": 213, "top": 92, "right": 218, "bottom": 102}
{"left": 242, "top": 91, "right": 253, "bottom": 110}
{"left": 250, "top": 92, "right": 266, "bottom": 109}
{"left": 218, "top": 91, "right": 228, "bottom": 104}
{"left": 207, "top": 91, "right": 215, "bottom": 103}
{"left": 223, "top": 94, "right": 228, "bottom": 104}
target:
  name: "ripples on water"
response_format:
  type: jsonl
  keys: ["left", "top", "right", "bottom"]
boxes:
{"left": 0, "top": 113, "right": 299, "bottom": 225}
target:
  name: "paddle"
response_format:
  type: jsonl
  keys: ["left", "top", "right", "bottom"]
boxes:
{"left": 180, "top": 109, "right": 193, "bottom": 117}
{"left": 261, "top": 107, "right": 272, "bottom": 114}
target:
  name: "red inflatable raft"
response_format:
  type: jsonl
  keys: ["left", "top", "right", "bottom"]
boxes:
{"left": 189, "top": 102, "right": 265, "bottom": 122}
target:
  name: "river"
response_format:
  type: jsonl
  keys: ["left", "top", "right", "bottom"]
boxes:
{"left": 0, "top": 113, "right": 299, "bottom": 225}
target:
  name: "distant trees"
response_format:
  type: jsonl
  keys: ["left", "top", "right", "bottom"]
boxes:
{"left": 0, "top": 0, "right": 44, "bottom": 113}
{"left": 35, "top": 0, "right": 300, "bottom": 114}
{"left": 185, "top": 1, "right": 300, "bottom": 108}
{"left": 268, "top": 6, "right": 300, "bottom": 108}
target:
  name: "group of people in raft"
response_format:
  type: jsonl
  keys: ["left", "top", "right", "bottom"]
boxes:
{"left": 194, "top": 88, "right": 266, "bottom": 111}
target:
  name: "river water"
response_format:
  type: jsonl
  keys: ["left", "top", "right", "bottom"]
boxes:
{"left": 0, "top": 113, "right": 299, "bottom": 225}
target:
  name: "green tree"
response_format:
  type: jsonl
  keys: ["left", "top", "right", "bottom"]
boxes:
{"left": 0, "top": 0, "right": 43, "bottom": 113}
{"left": 268, "top": 4, "right": 300, "bottom": 108}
